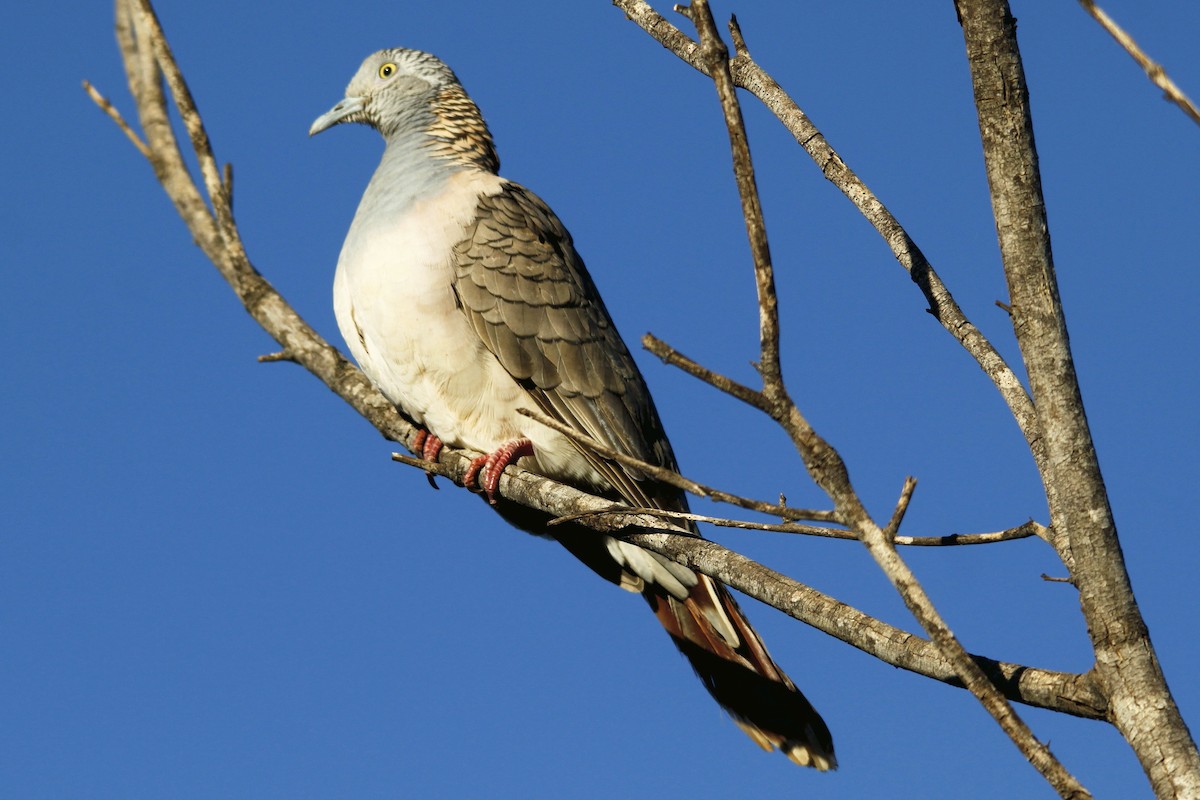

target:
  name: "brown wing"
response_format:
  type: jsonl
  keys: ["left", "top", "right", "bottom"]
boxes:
{"left": 449, "top": 181, "right": 679, "bottom": 510}
{"left": 448, "top": 180, "right": 835, "bottom": 770}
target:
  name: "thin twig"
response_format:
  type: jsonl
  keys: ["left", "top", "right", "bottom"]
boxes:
{"left": 884, "top": 476, "right": 919, "bottom": 539}
{"left": 1078, "top": 0, "right": 1200, "bottom": 126}
{"left": 391, "top": 451, "right": 456, "bottom": 479}
{"left": 523, "top": 408, "right": 709, "bottom": 496}
{"left": 517, "top": 406, "right": 840, "bottom": 524}
{"left": 82, "top": 80, "right": 151, "bottom": 158}
{"left": 642, "top": 333, "right": 767, "bottom": 410}
{"left": 557, "top": 505, "right": 1042, "bottom": 546}
{"left": 895, "top": 520, "right": 1046, "bottom": 547}
{"left": 553, "top": 506, "right": 850, "bottom": 538}
{"left": 677, "top": 0, "right": 783, "bottom": 393}
{"left": 130, "top": 0, "right": 242, "bottom": 264}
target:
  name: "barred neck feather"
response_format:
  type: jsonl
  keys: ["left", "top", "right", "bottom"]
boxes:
{"left": 426, "top": 84, "right": 500, "bottom": 174}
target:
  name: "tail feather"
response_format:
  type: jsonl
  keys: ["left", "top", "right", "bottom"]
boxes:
{"left": 647, "top": 574, "right": 836, "bottom": 771}
{"left": 545, "top": 519, "right": 834, "bottom": 769}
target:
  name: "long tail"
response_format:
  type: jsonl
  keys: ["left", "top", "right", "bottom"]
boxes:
{"left": 647, "top": 574, "right": 836, "bottom": 770}
{"left": 545, "top": 519, "right": 834, "bottom": 768}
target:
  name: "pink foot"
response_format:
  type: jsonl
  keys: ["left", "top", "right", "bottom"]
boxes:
{"left": 412, "top": 430, "right": 445, "bottom": 463}
{"left": 412, "top": 430, "right": 445, "bottom": 489}
{"left": 463, "top": 438, "right": 535, "bottom": 504}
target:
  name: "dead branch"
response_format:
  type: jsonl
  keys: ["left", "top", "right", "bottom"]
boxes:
{"left": 553, "top": 505, "right": 1043, "bottom": 546}
{"left": 1078, "top": 0, "right": 1200, "bottom": 126}
{"left": 957, "top": 1, "right": 1198, "bottom": 796}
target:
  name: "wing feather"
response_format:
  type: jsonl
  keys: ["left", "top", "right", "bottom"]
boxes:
{"left": 449, "top": 181, "right": 675, "bottom": 509}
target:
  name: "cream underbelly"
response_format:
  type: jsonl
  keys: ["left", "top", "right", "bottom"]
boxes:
{"left": 332, "top": 171, "right": 601, "bottom": 488}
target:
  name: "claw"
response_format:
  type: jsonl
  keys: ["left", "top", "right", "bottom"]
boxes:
{"left": 463, "top": 438, "right": 534, "bottom": 504}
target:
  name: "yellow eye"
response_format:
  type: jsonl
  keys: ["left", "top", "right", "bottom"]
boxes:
{"left": 378, "top": 62, "right": 397, "bottom": 79}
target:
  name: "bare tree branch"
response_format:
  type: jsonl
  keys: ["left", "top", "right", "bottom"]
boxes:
{"left": 389, "top": 442, "right": 1095, "bottom": 715}
{"left": 554, "top": 505, "right": 1042, "bottom": 546}
{"left": 618, "top": 4, "right": 1199, "bottom": 793}
{"left": 894, "top": 520, "right": 1045, "bottom": 547}
{"left": 613, "top": 0, "right": 1049, "bottom": 500}
{"left": 1078, "top": 0, "right": 1200, "bottom": 126}
{"left": 82, "top": 80, "right": 150, "bottom": 157}
{"left": 883, "top": 476, "right": 919, "bottom": 539}
{"left": 673, "top": 4, "right": 782, "bottom": 394}
{"left": 664, "top": 3, "right": 1087, "bottom": 795}
{"left": 956, "top": 1, "right": 1199, "bottom": 796}
{"left": 642, "top": 332, "right": 766, "bottom": 407}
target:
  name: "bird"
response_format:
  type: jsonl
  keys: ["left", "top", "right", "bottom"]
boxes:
{"left": 309, "top": 47, "right": 835, "bottom": 770}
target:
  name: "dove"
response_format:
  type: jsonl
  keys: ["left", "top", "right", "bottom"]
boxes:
{"left": 310, "top": 47, "right": 834, "bottom": 769}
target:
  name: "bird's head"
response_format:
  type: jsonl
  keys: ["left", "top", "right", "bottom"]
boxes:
{"left": 309, "top": 48, "right": 460, "bottom": 139}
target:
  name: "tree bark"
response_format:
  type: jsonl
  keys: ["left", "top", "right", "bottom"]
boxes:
{"left": 955, "top": 1, "right": 1200, "bottom": 796}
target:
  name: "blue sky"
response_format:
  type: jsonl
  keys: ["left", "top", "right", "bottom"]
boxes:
{"left": 4, "top": 1, "right": 1198, "bottom": 797}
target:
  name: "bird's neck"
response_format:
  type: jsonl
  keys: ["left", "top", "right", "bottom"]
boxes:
{"left": 360, "top": 89, "right": 492, "bottom": 217}
{"left": 360, "top": 86, "right": 499, "bottom": 219}
{"left": 424, "top": 84, "right": 500, "bottom": 174}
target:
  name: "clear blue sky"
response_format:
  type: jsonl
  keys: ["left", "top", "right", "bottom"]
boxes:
{"left": 4, "top": 1, "right": 1197, "bottom": 797}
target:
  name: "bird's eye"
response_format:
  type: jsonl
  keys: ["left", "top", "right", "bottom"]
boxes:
{"left": 378, "top": 62, "right": 397, "bottom": 79}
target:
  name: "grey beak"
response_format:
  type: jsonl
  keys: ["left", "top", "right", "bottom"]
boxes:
{"left": 309, "top": 95, "right": 367, "bottom": 136}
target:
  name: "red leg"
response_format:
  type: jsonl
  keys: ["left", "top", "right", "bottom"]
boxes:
{"left": 421, "top": 433, "right": 443, "bottom": 463}
{"left": 412, "top": 430, "right": 445, "bottom": 489}
{"left": 412, "top": 429, "right": 443, "bottom": 462}
{"left": 463, "top": 438, "right": 534, "bottom": 504}
{"left": 463, "top": 453, "right": 488, "bottom": 492}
